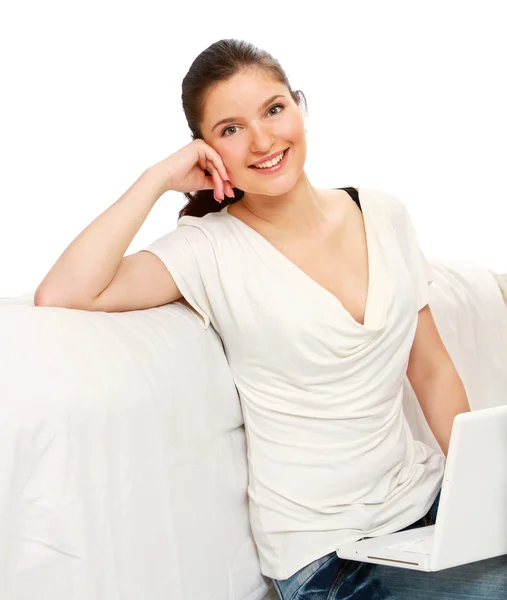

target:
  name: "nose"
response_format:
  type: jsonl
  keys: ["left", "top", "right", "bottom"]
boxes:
{"left": 249, "top": 122, "right": 275, "bottom": 154}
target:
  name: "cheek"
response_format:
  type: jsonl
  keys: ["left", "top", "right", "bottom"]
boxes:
{"left": 279, "top": 116, "right": 305, "bottom": 140}
{"left": 219, "top": 148, "right": 242, "bottom": 171}
{"left": 206, "top": 140, "right": 235, "bottom": 167}
{"left": 292, "top": 117, "right": 306, "bottom": 137}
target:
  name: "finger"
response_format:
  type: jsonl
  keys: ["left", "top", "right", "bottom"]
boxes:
{"left": 207, "top": 160, "right": 224, "bottom": 201}
{"left": 225, "top": 181, "right": 235, "bottom": 198}
{"left": 206, "top": 148, "right": 230, "bottom": 183}
{"left": 207, "top": 161, "right": 222, "bottom": 200}
{"left": 195, "top": 146, "right": 219, "bottom": 194}
{"left": 197, "top": 152, "right": 208, "bottom": 172}
{"left": 197, "top": 146, "right": 218, "bottom": 183}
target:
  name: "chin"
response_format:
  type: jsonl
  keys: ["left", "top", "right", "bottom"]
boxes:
{"left": 253, "top": 180, "right": 299, "bottom": 197}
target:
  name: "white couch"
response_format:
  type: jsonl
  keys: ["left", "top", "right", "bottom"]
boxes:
{"left": 1, "top": 259, "right": 506, "bottom": 600}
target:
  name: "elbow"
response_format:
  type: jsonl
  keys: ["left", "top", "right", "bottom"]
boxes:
{"left": 33, "top": 286, "right": 53, "bottom": 307}
{"left": 33, "top": 287, "right": 93, "bottom": 310}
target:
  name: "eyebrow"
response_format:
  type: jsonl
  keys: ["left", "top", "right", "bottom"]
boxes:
{"left": 211, "top": 94, "right": 286, "bottom": 133}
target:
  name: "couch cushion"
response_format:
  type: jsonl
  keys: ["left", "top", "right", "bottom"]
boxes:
{"left": 0, "top": 299, "right": 273, "bottom": 600}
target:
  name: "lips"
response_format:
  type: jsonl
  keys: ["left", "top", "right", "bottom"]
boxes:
{"left": 249, "top": 147, "right": 289, "bottom": 168}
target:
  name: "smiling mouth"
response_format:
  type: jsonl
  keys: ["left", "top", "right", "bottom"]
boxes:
{"left": 249, "top": 148, "right": 289, "bottom": 168}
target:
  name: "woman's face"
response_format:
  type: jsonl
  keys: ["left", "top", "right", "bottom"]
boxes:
{"left": 200, "top": 70, "right": 307, "bottom": 197}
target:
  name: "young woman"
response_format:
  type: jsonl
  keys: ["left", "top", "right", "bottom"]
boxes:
{"left": 35, "top": 39, "right": 506, "bottom": 598}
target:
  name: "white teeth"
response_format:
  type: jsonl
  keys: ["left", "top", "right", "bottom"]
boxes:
{"left": 253, "top": 150, "right": 285, "bottom": 169}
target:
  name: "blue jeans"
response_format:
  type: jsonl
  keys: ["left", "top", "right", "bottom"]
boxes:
{"left": 272, "top": 491, "right": 507, "bottom": 599}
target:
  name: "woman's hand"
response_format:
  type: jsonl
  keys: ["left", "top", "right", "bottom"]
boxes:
{"left": 149, "top": 139, "right": 235, "bottom": 202}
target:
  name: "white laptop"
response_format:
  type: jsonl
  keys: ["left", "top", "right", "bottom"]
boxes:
{"left": 335, "top": 405, "right": 507, "bottom": 571}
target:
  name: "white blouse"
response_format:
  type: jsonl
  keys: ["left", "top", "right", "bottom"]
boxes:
{"left": 143, "top": 187, "right": 445, "bottom": 580}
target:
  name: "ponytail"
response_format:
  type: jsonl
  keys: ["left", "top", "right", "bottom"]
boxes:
{"left": 178, "top": 184, "right": 245, "bottom": 219}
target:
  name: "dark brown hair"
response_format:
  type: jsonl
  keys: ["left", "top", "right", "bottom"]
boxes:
{"left": 179, "top": 39, "right": 308, "bottom": 219}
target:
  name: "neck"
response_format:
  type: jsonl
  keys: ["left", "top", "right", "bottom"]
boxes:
{"left": 241, "top": 172, "right": 330, "bottom": 236}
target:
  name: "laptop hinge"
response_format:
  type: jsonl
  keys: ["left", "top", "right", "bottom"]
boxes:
{"left": 367, "top": 555, "right": 420, "bottom": 567}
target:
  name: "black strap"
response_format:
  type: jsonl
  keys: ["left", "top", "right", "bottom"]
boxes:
{"left": 334, "top": 187, "right": 361, "bottom": 212}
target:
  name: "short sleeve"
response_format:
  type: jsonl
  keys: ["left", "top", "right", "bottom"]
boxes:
{"left": 142, "top": 224, "right": 214, "bottom": 328}
{"left": 389, "top": 194, "right": 436, "bottom": 311}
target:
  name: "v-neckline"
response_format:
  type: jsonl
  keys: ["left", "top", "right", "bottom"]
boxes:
{"left": 222, "top": 187, "right": 385, "bottom": 331}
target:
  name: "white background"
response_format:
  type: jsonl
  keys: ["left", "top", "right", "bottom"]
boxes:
{"left": 1, "top": 0, "right": 505, "bottom": 298}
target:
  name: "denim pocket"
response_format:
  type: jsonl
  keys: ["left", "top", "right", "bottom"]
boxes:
{"left": 273, "top": 552, "right": 347, "bottom": 600}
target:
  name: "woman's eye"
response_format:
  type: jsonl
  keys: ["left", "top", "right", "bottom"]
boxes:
{"left": 221, "top": 103, "right": 285, "bottom": 137}
{"left": 268, "top": 104, "right": 284, "bottom": 116}
{"left": 222, "top": 126, "right": 238, "bottom": 137}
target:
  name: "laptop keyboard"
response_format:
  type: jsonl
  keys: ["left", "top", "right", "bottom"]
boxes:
{"left": 383, "top": 539, "right": 432, "bottom": 555}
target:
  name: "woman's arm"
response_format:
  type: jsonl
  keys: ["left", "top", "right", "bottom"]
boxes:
{"left": 406, "top": 304, "right": 471, "bottom": 457}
